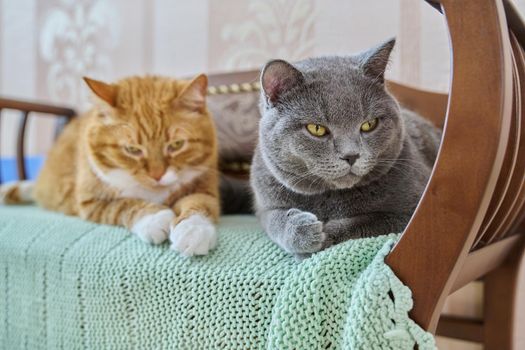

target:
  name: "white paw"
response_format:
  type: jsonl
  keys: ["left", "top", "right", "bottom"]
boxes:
{"left": 131, "top": 209, "right": 175, "bottom": 245}
{"left": 169, "top": 214, "right": 218, "bottom": 256}
{"left": 17, "top": 181, "right": 34, "bottom": 201}
{"left": 0, "top": 182, "right": 15, "bottom": 204}
{"left": 0, "top": 180, "right": 34, "bottom": 204}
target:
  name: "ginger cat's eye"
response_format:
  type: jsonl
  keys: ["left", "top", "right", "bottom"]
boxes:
{"left": 306, "top": 124, "right": 327, "bottom": 137}
{"left": 124, "top": 145, "right": 143, "bottom": 157}
{"left": 167, "top": 140, "right": 185, "bottom": 154}
{"left": 360, "top": 118, "right": 379, "bottom": 132}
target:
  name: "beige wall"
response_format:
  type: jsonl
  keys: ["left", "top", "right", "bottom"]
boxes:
{"left": 0, "top": 0, "right": 452, "bottom": 158}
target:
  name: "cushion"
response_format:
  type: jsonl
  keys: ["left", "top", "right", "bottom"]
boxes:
{"left": 207, "top": 88, "right": 259, "bottom": 213}
{"left": 207, "top": 90, "right": 260, "bottom": 165}
{"left": 0, "top": 206, "right": 435, "bottom": 349}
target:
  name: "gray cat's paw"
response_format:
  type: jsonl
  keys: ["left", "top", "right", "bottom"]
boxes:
{"left": 284, "top": 208, "right": 326, "bottom": 254}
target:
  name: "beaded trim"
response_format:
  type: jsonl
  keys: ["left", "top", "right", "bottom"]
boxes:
{"left": 220, "top": 161, "right": 251, "bottom": 173}
{"left": 208, "top": 82, "right": 261, "bottom": 95}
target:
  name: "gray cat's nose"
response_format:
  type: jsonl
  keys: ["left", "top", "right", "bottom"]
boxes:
{"left": 341, "top": 154, "right": 359, "bottom": 166}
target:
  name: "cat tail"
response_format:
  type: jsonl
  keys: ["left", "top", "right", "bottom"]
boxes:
{"left": 220, "top": 175, "right": 253, "bottom": 214}
{"left": 0, "top": 180, "right": 35, "bottom": 205}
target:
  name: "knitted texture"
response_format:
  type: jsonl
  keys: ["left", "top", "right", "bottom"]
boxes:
{"left": 0, "top": 206, "right": 436, "bottom": 349}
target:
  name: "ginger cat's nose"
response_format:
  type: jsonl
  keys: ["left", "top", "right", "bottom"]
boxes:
{"left": 149, "top": 168, "right": 166, "bottom": 182}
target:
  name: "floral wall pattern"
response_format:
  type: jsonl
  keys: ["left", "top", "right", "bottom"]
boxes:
{"left": 1, "top": 0, "right": 451, "bottom": 111}
{"left": 39, "top": 0, "right": 120, "bottom": 110}
{"left": 209, "top": 0, "right": 316, "bottom": 71}
{"left": 1, "top": 0, "right": 453, "bottom": 160}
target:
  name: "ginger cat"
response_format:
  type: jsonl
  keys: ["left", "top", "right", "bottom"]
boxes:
{"left": 1, "top": 74, "right": 220, "bottom": 256}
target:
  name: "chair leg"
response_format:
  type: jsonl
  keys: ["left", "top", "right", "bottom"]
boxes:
{"left": 484, "top": 240, "right": 525, "bottom": 349}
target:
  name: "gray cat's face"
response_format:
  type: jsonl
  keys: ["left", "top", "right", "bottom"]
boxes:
{"left": 259, "top": 39, "right": 404, "bottom": 194}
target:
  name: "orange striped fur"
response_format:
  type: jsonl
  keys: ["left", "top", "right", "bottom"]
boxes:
{"left": 22, "top": 74, "right": 220, "bottom": 254}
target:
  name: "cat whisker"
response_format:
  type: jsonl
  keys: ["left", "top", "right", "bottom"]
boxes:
{"left": 375, "top": 160, "right": 428, "bottom": 178}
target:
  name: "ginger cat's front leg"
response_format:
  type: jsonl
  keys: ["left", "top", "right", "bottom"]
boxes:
{"left": 78, "top": 197, "right": 174, "bottom": 245}
{"left": 169, "top": 192, "right": 220, "bottom": 256}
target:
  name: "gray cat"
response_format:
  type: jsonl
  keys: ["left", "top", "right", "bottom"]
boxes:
{"left": 250, "top": 39, "right": 441, "bottom": 258}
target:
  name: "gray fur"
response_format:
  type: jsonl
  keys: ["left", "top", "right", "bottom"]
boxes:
{"left": 250, "top": 39, "right": 442, "bottom": 258}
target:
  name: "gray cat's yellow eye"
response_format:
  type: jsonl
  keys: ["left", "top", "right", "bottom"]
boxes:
{"left": 360, "top": 118, "right": 379, "bottom": 132}
{"left": 306, "top": 124, "right": 327, "bottom": 137}
{"left": 124, "top": 145, "right": 143, "bottom": 157}
{"left": 167, "top": 140, "right": 185, "bottom": 153}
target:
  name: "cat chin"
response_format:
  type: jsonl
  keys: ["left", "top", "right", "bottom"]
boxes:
{"left": 157, "top": 169, "right": 178, "bottom": 186}
{"left": 274, "top": 168, "right": 359, "bottom": 193}
{"left": 326, "top": 176, "right": 363, "bottom": 190}
{"left": 281, "top": 178, "right": 334, "bottom": 195}
{"left": 283, "top": 172, "right": 378, "bottom": 194}
{"left": 88, "top": 155, "right": 203, "bottom": 204}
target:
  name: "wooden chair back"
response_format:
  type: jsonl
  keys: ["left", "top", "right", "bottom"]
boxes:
{"left": 0, "top": 98, "right": 75, "bottom": 183}
{"left": 385, "top": 1, "right": 525, "bottom": 348}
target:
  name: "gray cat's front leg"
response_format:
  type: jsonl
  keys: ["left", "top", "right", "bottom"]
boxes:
{"left": 259, "top": 208, "right": 327, "bottom": 255}
{"left": 324, "top": 213, "right": 411, "bottom": 242}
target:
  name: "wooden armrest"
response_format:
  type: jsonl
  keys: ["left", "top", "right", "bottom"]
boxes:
{"left": 0, "top": 97, "right": 76, "bottom": 118}
{"left": 0, "top": 97, "right": 77, "bottom": 182}
{"left": 386, "top": 0, "right": 513, "bottom": 332}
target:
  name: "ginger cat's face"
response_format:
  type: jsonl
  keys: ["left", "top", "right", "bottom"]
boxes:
{"left": 84, "top": 75, "right": 216, "bottom": 191}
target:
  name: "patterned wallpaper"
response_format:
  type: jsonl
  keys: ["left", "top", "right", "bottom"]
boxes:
{"left": 0, "top": 0, "right": 454, "bottom": 158}
{"left": 1, "top": 2, "right": 521, "bottom": 348}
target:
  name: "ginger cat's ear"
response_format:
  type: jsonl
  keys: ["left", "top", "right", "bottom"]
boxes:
{"left": 176, "top": 74, "right": 208, "bottom": 112}
{"left": 83, "top": 77, "right": 118, "bottom": 107}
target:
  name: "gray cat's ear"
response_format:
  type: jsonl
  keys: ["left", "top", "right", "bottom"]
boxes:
{"left": 359, "top": 38, "right": 396, "bottom": 84}
{"left": 261, "top": 60, "right": 304, "bottom": 104}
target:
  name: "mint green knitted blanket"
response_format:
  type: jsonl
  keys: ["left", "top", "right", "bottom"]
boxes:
{"left": 0, "top": 206, "right": 435, "bottom": 349}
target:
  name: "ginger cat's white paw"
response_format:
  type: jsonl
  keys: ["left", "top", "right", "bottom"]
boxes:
{"left": 0, "top": 180, "right": 34, "bottom": 204}
{"left": 169, "top": 214, "right": 218, "bottom": 256}
{"left": 132, "top": 209, "right": 174, "bottom": 244}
